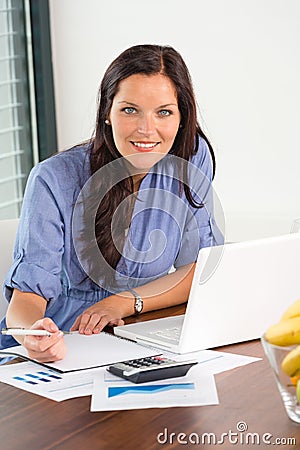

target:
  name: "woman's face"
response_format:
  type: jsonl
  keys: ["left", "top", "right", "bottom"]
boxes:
{"left": 108, "top": 73, "right": 181, "bottom": 171}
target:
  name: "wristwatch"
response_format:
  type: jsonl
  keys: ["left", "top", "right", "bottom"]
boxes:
{"left": 128, "top": 288, "right": 143, "bottom": 315}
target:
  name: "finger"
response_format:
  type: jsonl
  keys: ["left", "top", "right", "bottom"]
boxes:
{"left": 108, "top": 318, "right": 125, "bottom": 327}
{"left": 70, "top": 315, "right": 81, "bottom": 331}
{"left": 72, "top": 312, "right": 91, "bottom": 334}
{"left": 24, "top": 331, "right": 64, "bottom": 353}
{"left": 91, "top": 315, "right": 112, "bottom": 333}
{"left": 28, "top": 338, "right": 66, "bottom": 363}
{"left": 78, "top": 312, "right": 92, "bottom": 333}
{"left": 80, "top": 313, "right": 101, "bottom": 335}
{"left": 42, "top": 318, "right": 59, "bottom": 333}
{"left": 31, "top": 317, "right": 59, "bottom": 333}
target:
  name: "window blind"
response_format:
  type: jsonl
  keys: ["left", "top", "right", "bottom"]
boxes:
{"left": 0, "top": 0, "right": 34, "bottom": 219}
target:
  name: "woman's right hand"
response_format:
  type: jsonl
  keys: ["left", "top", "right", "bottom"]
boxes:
{"left": 22, "top": 317, "right": 66, "bottom": 362}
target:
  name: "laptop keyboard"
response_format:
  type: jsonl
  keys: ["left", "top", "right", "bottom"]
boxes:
{"left": 149, "top": 326, "right": 181, "bottom": 342}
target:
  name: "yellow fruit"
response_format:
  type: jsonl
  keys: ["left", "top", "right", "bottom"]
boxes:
{"left": 281, "top": 345, "right": 300, "bottom": 377}
{"left": 281, "top": 299, "right": 300, "bottom": 321}
{"left": 265, "top": 317, "right": 300, "bottom": 346}
{"left": 297, "top": 380, "right": 300, "bottom": 403}
{"left": 290, "top": 374, "right": 300, "bottom": 386}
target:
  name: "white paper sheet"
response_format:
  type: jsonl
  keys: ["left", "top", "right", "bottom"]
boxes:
{"left": 0, "top": 332, "right": 159, "bottom": 372}
{"left": 90, "top": 364, "right": 219, "bottom": 411}
{"left": 0, "top": 361, "right": 98, "bottom": 401}
{"left": 90, "top": 350, "right": 261, "bottom": 411}
{"left": 171, "top": 349, "right": 261, "bottom": 374}
{"left": 0, "top": 350, "right": 260, "bottom": 403}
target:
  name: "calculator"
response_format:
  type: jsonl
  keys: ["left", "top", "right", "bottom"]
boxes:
{"left": 107, "top": 356, "right": 198, "bottom": 383}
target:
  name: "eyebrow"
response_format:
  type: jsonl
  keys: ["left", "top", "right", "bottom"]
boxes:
{"left": 117, "top": 101, "right": 178, "bottom": 108}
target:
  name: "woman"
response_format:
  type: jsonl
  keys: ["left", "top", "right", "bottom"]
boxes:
{"left": 1, "top": 44, "right": 222, "bottom": 362}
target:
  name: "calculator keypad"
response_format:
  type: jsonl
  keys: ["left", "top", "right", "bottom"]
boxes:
{"left": 124, "top": 356, "right": 170, "bottom": 369}
{"left": 107, "top": 356, "right": 197, "bottom": 383}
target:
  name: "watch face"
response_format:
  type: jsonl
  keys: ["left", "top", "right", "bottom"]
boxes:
{"left": 135, "top": 298, "right": 143, "bottom": 313}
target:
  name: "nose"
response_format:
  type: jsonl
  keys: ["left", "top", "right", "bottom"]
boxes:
{"left": 137, "top": 114, "right": 156, "bottom": 135}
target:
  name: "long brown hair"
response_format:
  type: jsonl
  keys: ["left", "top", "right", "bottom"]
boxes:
{"left": 88, "top": 44, "right": 215, "bottom": 274}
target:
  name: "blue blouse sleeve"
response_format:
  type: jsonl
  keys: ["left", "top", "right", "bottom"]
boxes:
{"left": 174, "top": 137, "right": 224, "bottom": 268}
{"left": 4, "top": 162, "right": 65, "bottom": 303}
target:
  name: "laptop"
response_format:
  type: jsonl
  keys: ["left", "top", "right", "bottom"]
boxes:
{"left": 114, "top": 233, "right": 300, "bottom": 353}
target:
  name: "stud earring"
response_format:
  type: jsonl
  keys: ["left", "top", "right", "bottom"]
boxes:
{"left": 105, "top": 119, "right": 111, "bottom": 125}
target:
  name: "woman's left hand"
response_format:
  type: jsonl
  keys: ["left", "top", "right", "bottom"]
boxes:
{"left": 70, "top": 296, "right": 127, "bottom": 334}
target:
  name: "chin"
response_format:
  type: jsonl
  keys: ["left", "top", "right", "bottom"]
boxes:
{"left": 125, "top": 152, "right": 166, "bottom": 171}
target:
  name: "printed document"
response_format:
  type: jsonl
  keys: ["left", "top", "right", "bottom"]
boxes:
{"left": 91, "top": 365, "right": 219, "bottom": 411}
{"left": 0, "top": 332, "right": 159, "bottom": 372}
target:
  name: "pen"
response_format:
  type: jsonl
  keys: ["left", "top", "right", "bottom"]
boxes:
{"left": 0, "top": 328, "right": 65, "bottom": 337}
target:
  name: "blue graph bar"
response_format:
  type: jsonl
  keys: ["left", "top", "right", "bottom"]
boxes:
{"left": 38, "top": 371, "right": 62, "bottom": 380}
{"left": 13, "top": 370, "right": 63, "bottom": 385}
{"left": 13, "top": 376, "right": 37, "bottom": 385}
{"left": 108, "top": 383, "right": 195, "bottom": 398}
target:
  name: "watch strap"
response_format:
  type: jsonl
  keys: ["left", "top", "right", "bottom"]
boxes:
{"left": 127, "top": 288, "right": 143, "bottom": 315}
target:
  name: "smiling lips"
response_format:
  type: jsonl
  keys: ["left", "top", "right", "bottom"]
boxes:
{"left": 130, "top": 141, "right": 160, "bottom": 152}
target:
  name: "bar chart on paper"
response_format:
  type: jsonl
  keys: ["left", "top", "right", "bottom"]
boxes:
{"left": 90, "top": 369, "right": 220, "bottom": 411}
{"left": 0, "top": 361, "right": 96, "bottom": 401}
{"left": 13, "top": 370, "right": 63, "bottom": 385}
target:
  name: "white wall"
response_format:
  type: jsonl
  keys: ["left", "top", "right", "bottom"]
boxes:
{"left": 49, "top": 0, "right": 300, "bottom": 241}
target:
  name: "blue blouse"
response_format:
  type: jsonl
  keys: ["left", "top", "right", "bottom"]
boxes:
{"left": 1, "top": 138, "right": 222, "bottom": 349}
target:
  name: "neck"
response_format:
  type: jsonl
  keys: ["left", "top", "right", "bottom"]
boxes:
{"left": 132, "top": 173, "right": 147, "bottom": 192}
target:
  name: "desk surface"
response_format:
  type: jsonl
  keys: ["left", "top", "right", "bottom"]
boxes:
{"left": 0, "top": 305, "right": 299, "bottom": 450}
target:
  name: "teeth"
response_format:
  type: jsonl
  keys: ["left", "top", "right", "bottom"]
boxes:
{"left": 133, "top": 142, "right": 157, "bottom": 148}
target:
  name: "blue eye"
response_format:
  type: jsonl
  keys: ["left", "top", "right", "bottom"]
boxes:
{"left": 159, "top": 110, "right": 171, "bottom": 116}
{"left": 123, "top": 107, "right": 136, "bottom": 114}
